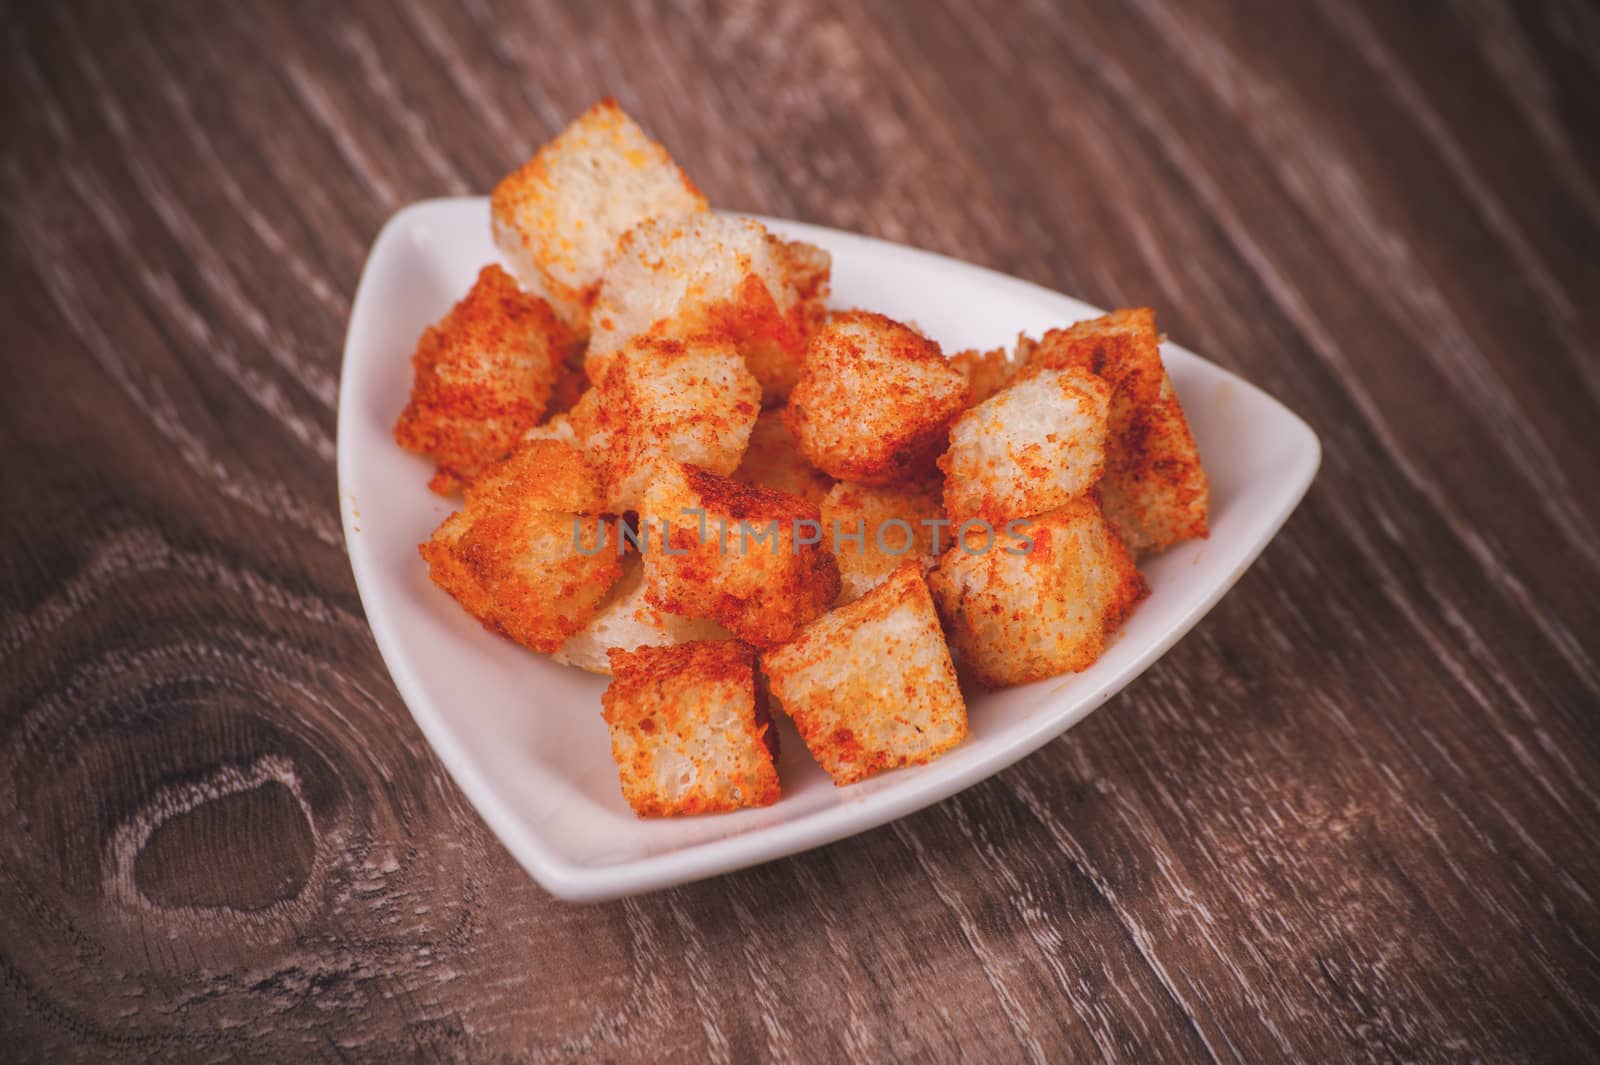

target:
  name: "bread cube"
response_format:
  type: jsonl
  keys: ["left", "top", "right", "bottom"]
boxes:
{"left": 589, "top": 336, "right": 761, "bottom": 511}
{"left": 491, "top": 99, "right": 707, "bottom": 331}
{"left": 762, "top": 563, "right": 966, "bottom": 785}
{"left": 1019, "top": 309, "right": 1208, "bottom": 553}
{"left": 419, "top": 439, "right": 623, "bottom": 653}
{"left": 949, "top": 345, "right": 1019, "bottom": 406}
{"left": 602, "top": 640, "right": 781, "bottom": 816}
{"left": 785, "top": 311, "right": 970, "bottom": 484}
{"left": 733, "top": 409, "right": 835, "bottom": 506}
{"left": 553, "top": 554, "right": 731, "bottom": 673}
{"left": 928, "top": 498, "right": 1147, "bottom": 687}
{"left": 393, "top": 265, "right": 570, "bottom": 494}
{"left": 640, "top": 462, "right": 840, "bottom": 647}
{"left": 940, "top": 368, "right": 1111, "bottom": 526}
{"left": 586, "top": 213, "right": 824, "bottom": 404}
{"left": 821, "top": 482, "right": 944, "bottom": 604}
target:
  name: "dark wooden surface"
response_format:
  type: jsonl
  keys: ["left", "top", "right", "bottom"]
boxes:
{"left": 4, "top": 1, "right": 1599, "bottom": 1061}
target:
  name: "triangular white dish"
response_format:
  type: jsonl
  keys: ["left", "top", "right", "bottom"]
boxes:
{"left": 339, "top": 198, "right": 1321, "bottom": 901}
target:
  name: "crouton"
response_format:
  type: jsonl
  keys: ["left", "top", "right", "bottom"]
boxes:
{"left": 785, "top": 311, "right": 970, "bottom": 485}
{"left": 762, "top": 563, "right": 966, "bottom": 785}
{"left": 588, "top": 336, "right": 761, "bottom": 512}
{"left": 586, "top": 213, "right": 821, "bottom": 403}
{"left": 419, "top": 439, "right": 623, "bottom": 653}
{"left": 949, "top": 345, "right": 1019, "bottom": 405}
{"left": 928, "top": 498, "right": 1147, "bottom": 687}
{"left": 821, "top": 482, "right": 945, "bottom": 604}
{"left": 393, "top": 265, "right": 570, "bottom": 494}
{"left": 602, "top": 640, "right": 781, "bottom": 816}
{"left": 733, "top": 409, "right": 835, "bottom": 506}
{"left": 491, "top": 99, "right": 707, "bottom": 331}
{"left": 640, "top": 462, "right": 840, "bottom": 647}
{"left": 554, "top": 554, "right": 731, "bottom": 674}
{"left": 1019, "top": 309, "right": 1208, "bottom": 553}
{"left": 940, "top": 368, "right": 1111, "bottom": 526}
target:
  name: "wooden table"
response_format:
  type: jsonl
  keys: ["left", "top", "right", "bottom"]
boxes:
{"left": 4, "top": 2, "right": 1598, "bottom": 1061}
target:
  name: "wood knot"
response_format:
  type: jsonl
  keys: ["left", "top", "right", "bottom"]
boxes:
{"left": 104, "top": 754, "right": 324, "bottom": 923}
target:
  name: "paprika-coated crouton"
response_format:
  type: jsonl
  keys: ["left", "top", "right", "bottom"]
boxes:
{"left": 640, "top": 462, "right": 840, "bottom": 648}
{"left": 589, "top": 336, "right": 761, "bottom": 512}
{"left": 586, "top": 213, "right": 823, "bottom": 403}
{"left": 940, "top": 368, "right": 1111, "bottom": 526}
{"left": 821, "top": 482, "right": 945, "bottom": 604}
{"left": 491, "top": 99, "right": 707, "bottom": 331}
{"left": 394, "top": 264, "right": 570, "bottom": 495}
{"left": 928, "top": 498, "right": 1147, "bottom": 687}
{"left": 419, "top": 439, "right": 622, "bottom": 653}
{"left": 733, "top": 409, "right": 835, "bottom": 506}
{"left": 1019, "top": 308, "right": 1208, "bottom": 554}
{"left": 762, "top": 563, "right": 966, "bottom": 786}
{"left": 602, "top": 641, "right": 781, "bottom": 816}
{"left": 785, "top": 311, "right": 970, "bottom": 485}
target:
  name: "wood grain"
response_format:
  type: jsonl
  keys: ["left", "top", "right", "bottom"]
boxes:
{"left": 3, "top": 1, "right": 1598, "bottom": 1061}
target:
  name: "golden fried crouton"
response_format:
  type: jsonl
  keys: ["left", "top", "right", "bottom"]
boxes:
{"left": 784, "top": 311, "right": 970, "bottom": 485}
{"left": 732, "top": 409, "right": 835, "bottom": 506}
{"left": 586, "top": 213, "right": 820, "bottom": 402}
{"left": 1019, "top": 309, "right": 1208, "bottom": 553}
{"left": 928, "top": 498, "right": 1147, "bottom": 687}
{"left": 419, "top": 439, "right": 623, "bottom": 653}
{"left": 554, "top": 554, "right": 731, "bottom": 674}
{"left": 393, "top": 265, "right": 570, "bottom": 494}
{"left": 949, "top": 345, "right": 1018, "bottom": 405}
{"left": 940, "top": 368, "right": 1111, "bottom": 526}
{"left": 588, "top": 336, "right": 761, "bottom": 511}
{"left": 821, "top": 482, "right": 945, "bottom": 604}
{"left": 640, "top": 462, "right": 840, "bottom": 648}
{"left": 602, "top": 640, "right": 781, "bottom": 816}
{"left": 762, "top": 563, "right": 966, "bottom": 785}
{"left": 491, "top": 99, "right": 707, "bottom": 331}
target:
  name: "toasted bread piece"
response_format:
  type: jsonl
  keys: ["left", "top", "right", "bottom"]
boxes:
{"left": 491, "top": 99, "right": 707, "bottom": 331}
{"left": 928, "top": 498, "right": 1147, "bottom": 687}
{"left": 419, "top": 439, "right": 623, "bottom": 653}
{"left": 589, "top": 335, "right": 761, "bottom": 511}
{"left": 821, "top": 482, "right": 945, "bottom": 604}
{"left": 785, "top": 311, "right": 970, "bottom": 485}
{"left": 602, "top": 640, "right": 781, "bottom": 816}
{"left": 1018, "top": 309, "right": 1208, "bottom": 553}
{"left": 762, "top": 563, "right": 966, "bottom": 785}
{"left": 940, "top": 368, "right": 1111, "bottom": 526}
{"left": 394, "top": 265, "right": 570, "bottom": 494}
{"left": 587, "top": 214, "right": 821, "bottom": 402}
{"left": 949, "top": 345, "right": 1019, "bottom": 406}
{"left": 554, "top": 553, "right": 731, "bottom": 673}
{"left": 733, "top": 409, "right": 835, "bottom": 506}
{"left": 640, "top": 462, "right": 840, "bottom": 647}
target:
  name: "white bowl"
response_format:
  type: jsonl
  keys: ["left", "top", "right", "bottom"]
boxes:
{"left": 338, "top": 198, "right": 1320, "bottom": 901}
